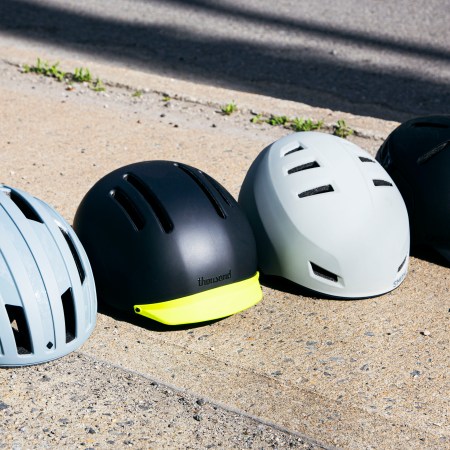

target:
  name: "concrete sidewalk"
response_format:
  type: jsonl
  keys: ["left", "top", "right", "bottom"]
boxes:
{"left": 0, "top": 45, "right": 448, "bottom": 449}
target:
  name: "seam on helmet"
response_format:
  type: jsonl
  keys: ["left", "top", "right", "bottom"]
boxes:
{"left": 298, "top": 184, "right": 334, "bottom": 198}
{"left": 288, "top": 161, "right": 320, "bottom": 174}
{"left": 417, "top": 140, "right": 450, "bottom": 165}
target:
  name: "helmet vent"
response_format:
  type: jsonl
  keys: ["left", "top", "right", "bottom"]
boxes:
{"left": 9, "top": 191, "right": 43, "bottom": 223}
{"left": 204, "top": 173, "right": 235, "bottom": 207}
{"left": 61, "top": 288, "right": 76, "bottom": 343}
{"left": 373, "top": 179, "right": 393, "bottom": 187}
{"left": 124, "top": 173, "right": 174, "bottom": 233}
{"left": 397, "top": 257, "right": 407, "bottom": 273}
{"left": 177, "top": 165, "right": 227, "bottom": 219}
{"left": 417, "top": 140, "right": 450, "bottom": 165}
{"left": 110, "top": 188, "right": 145, "bottom": 231}
{"left": 58, "top": 227, "right": 86, "bottom": 284}
{"left": 412, "top": 121, "right": 449, "bottom": 129}
{"left": 298, "top": 184, "right": 334, "bottom": 198}
{"left": 288, "top": 161, "right": 320, "bottom": 174}
{"left": 359, "top": 156, "right": 375, "bottom": 163}
{"left": 5, "top": 305, "right": 32, "bottom": 355}
{"left": 310, "top": 262, "right": 338, "bottom": 282}
{"left": 284, "top": 145, "right": 304, "bottom": 156}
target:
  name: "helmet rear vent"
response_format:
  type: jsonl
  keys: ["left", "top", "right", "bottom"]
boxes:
{"left": 176, "top": 164, "right": 227, "bottom": 219}
{"left": 412, "top": 121, "right": 449, "bottom": 129}
{"left": 9, "top": 191, "right": 43, "bottom": 223}
{"left": 310, "top": 262, "right": 338, "bottom": 282}
{"left": 288, "top": 161, "right": 320, "bottom": 174}
{"left": 284, "top": 145, "right": 304, "bottom": 156}
{"left": 124, "top": 173, "right": 174, "bottom": 233}
{"left": 204, "top": 173, "right": 235, "bottom": 207}
{"left": 58, "top": 227, "right": 86, "bottom": 284}
{"left": 359, "top": 156, "right": 375, "bottom": 163}
{"left": 61, "top": 288, "right": 76, "bottom": 343}
{"left": 373, "top": 179, "right": 393, "bottom": 187}
{"left": 298, "top": 184, "right": 334, "bottom": 198}
{"left": 110, "top": 188, "right": 145, "bottom": 231}
{"left": 5, "top": 305, "right": 32, "bottom": 355}
{"left": 397, "top": 257, "right": 407, "bottom": 273}
{"left": 417, "top": 141, "right": 450, "bottom": 165}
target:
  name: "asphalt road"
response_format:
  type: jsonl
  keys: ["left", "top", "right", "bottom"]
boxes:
{"left": 1, "top": 0, "right": 449, "bottom": 120}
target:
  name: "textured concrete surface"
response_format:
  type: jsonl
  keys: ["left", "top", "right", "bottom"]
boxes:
{"left": 0, "top": 45, "right": 449, "bottom": 449}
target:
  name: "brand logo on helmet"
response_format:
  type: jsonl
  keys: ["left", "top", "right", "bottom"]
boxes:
{"left": 198, "top": 270, "right": 232, "bottom": 286}
{"left": 393, "top": 270, "right": 407, "bottom": 288}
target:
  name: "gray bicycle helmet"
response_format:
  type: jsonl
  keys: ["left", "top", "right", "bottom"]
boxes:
{"left": 239, "top": 132, "right": 410, "bottom": 298}
{"left": 0, "top": 185, "right": 97, "bottom": 367}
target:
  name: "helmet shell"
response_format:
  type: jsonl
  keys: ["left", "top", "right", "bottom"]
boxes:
{"left": 73, "top": 161, "right": 261, "bottom": 324}
{"left": 0, "top": 186, "right": 97, "bottom": 367}
{"left": 239, "top": 132, "right": 410, "bottom": 298}
{"left": 376, "top": 115, "right": 450, "bottom": 261}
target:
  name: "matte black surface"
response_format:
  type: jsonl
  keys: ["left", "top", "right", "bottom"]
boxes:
{"left": 73, "top": 161, "right": 258, "bottom": 311}
{"left": 376, "top": 115, "right": 450, "bottom": 261}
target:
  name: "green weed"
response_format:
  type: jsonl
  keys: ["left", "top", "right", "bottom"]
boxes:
{"left": 23, "top": 58, "right": 66, "bottom": 82}
{"left": 72, "top": 67, "right": 92, "bottom": 83}
{"left": 133, "top": 90, "right": 143, "bottom": 98}
{"left": 221, "top": 101, "right": 237, "bottom": 115}
{"left": 333, "top": 119, "right": 354, "bottom": 139}
{"left": 266, "top": 115, "right": 289, "bottom": 126}
{"left": 291, "top": 117, "right": 324, "bottom": 132}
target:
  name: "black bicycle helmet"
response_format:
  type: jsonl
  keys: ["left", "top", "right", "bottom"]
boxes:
{"left": 376, "top": 115, "right": 450, "bottom": 261}
{"left": 73, "top": 161, "right": 262, "bottom": 325}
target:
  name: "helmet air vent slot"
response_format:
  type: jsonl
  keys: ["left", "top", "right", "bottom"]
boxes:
{"left": 110, "top": 188, "right": 145, "bottom": 231}
{"left": 284, "top": 145, "right": 304, "bottom": 156}
{"left": 58, "top": 227, "right": 86, "bottom": 284}
{"left": 61, "top": 288, "right": 76, "bottom": 343}
{"left": 204, "top": 173, "right": 235, "bottom": 207}
{"left": 5, "top": 305, "right": 32, "bottom": 355}
{"left": 412, "top": 121, "right": 449, "bottom": 129}
{"left": 298, "top": 184, "right": 334, "bottom": 198}
{"left": 359, "top": 156, "right": 375, "bottom": 163}
{"left": 124, "top": 173, "right": 174, "bottom": 233}
{"left": 288, "top": 161, "right": 320, "bottom": 174}
{"left": 310, "top": 262, "right": 338, "bottom": 282}
{"left": 9, "top": 191, "right": 43, "bottom": 223}
{"left": 373, "top": 179, "right": 393, "bottom": 187}
{"left": 417, "top": 140, "right": 450, "bottom": 165}
{"left": 397, "top": 257, "right": 407, "bottom": 273}
{"left": 176, "top": 164, "right": 227, "bottom": 219}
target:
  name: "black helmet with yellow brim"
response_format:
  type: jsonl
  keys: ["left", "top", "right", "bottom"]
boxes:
{"left": 73, "top": 161, "right": 262, "bottom": 325}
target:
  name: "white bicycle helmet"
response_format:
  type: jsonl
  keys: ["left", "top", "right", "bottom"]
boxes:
{"left": 0, "top": 185, "right": 97, "bottom": 366}
{"left": 239, "top": 132, "right": 410, "bottom": 298}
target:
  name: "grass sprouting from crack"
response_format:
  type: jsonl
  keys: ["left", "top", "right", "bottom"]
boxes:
{"left": 221, "top": 101, "right": 237, "bottom": 115}
{"left": 22, "top": 58, "right": 106, "bottom": 92}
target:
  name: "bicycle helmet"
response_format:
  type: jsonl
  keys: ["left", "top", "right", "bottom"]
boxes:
{"left": 239, "top": 132, "right": 410, "bottom": 298}
{"left": 376, "top": 115, "right": 450, "bottom": 262}
{"left": 73, "top": 161, "right": 262, "bottom": 325}
{"left": 0, "top": 185, "right": 97, "bottom": 367}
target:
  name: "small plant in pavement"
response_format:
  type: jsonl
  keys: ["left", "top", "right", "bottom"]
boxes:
{"left": 133, "top": 89, "right": 143, "bottom": 98}
{"left": 291, "top": 117, "right": 324, "bottom": 132}
{"left": 221, "top": 101, "right": 237, "bottom": 115}
{"left": 333, "top": 119, "right": 354, "bottom": 139}
{"left": 72, "top": 67, "right": 92, "bottom": 83}
{"left": 266, "top": 114, "right": 289, "bottom": 126}
{"left": 23, "top": 58, "right": 66, "bottom": 82}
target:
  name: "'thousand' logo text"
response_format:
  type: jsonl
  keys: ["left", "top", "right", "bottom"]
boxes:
{"left": 198, "top": 270, "right": 232, "bottom": 286}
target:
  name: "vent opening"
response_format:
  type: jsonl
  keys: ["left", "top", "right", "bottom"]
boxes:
{"left": 5, "top": 305, "right": 32, "bottom": 355}
{"left": 373, "top": 179, "right": 393, "bottom": 187}
{"left": 176, "top": 164, "right": 226, "bottom": 219}
{"left": 204, "top": 173, "right": 235, "bottom": 207}
{"left": 417, "top": 140, "right": 450, "bottom": 165}
{"left": 111, "top": 188, "right": 145, "bottom": 231}
{"left": 299, "top": 185, "right": 334, "bottom": 198}
{"left": 359, "top": 156, "right": 375, "bottom": 163}
{"left": 288, "top": 161, "right": 320, "bottom": 174}
{"left": 397, "top": 257, "right": 407, "bottom": 273}
{"left": 310, "top": 262, "right": 338, "bottom": 283}
{"left": 412, "top": 121, "right": 449, "bottom": 129}
{"left": 61, "top": 288, "right": 76, "bottom": 343}
{"left": 284, "top": 145, "right": 304, "bottom": 156}
{"left": 58, "top": 227, "right": 86, "bottom": 284}
{"left": 9, "top": 192, "right": 43, "bottom": 223}
{"left": 124, "top": 173, "right": 174, "bottom": 233}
